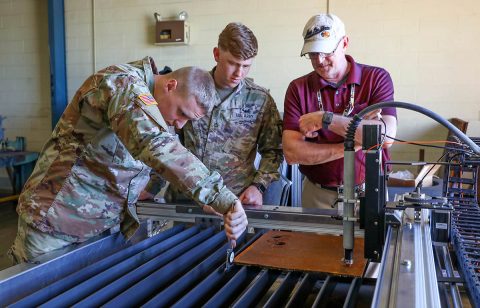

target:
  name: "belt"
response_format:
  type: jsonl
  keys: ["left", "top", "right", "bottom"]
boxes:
{"left": 313, "top": 182, "right": 365, "bottom": 193}
{"left": 319, "top": 185, "right": 338, "bottom": 192}
{"left": 312, "top": 182, "right": 339, "bottom": 192}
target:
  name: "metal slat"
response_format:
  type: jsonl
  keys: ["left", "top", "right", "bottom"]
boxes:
{"left": 71, "top": 227, "right": 215, "bottom": 307}
{"left": 9, "top": 225, "right": 185, "bottom": 308}
{"left": 171, "top": 265, "right": 236, "bottom": 308}
{"left": 170, "top": 231, "right": 263, "bottom": 308}
{"left": 232, "top": 269, "right": 279, "bottom": 308}
{"left": 312, "top": 276, "right": 336, "bottom": 308}
{"left": 38, "top": 225, "right": 202, "bottom": 307}
{"left": 104, "top": 231, "right": 226, "bottom": 307}
{"left": 343, "top": 277, "right": 362, "bottom": 308}
{"left": 203, "top": 266, "right": 256, "bottom": 308}
{"left": 142, "top": 243, "right": 228, "bottom": 308}
{"left": 285, "top": 273, "right": 317, "bottom": 308}
{"left": 264, "top": 271, "right": 301, "bottom": 308}
{"left": 0, "top": 234, "right": 132, "bottom": 306}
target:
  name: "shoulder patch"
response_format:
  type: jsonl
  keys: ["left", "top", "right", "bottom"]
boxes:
{"left": 138, "top": 93, "right": 157, "bottom": 106}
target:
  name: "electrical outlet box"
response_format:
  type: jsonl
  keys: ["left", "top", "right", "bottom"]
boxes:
{"left": 155, "top": 20, "right": 189, "bottom": 45}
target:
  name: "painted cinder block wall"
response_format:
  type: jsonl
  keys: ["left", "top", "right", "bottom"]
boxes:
{"left": 1, "top": 0, "right": 479, "bottom": 183}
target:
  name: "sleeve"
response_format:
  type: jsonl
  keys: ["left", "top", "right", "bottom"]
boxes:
{"left": 143, "top": 171, "right": 166, "bottom": 195}
{"left": 283, "top": 81, "right": 304, "bottom": 131}
{"left": 107, "top": 82, "right": 237, "bottom": 214}
{"left": 253, "top": 94, "right": 284, "bottom": 188}
{"left": 371, "top": 69, "right": 396, "bottom": 118}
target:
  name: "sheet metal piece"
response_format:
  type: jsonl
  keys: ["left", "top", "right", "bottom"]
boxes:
{"left": 235, "top": 230, "right": 367, "bottom": 277}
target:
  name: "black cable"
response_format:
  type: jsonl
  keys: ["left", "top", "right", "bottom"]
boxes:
{"left": 345, "top": 101, "right": 480, "bottom": 155}
{"left": 383, "top": 134, "right": 475, "bottom": 155}
{"left": 446, "top": 151, "right": 466, "bottom": 165}
{"left": 415, "top": 151, "right": 448, "bottom": 189}
{"left": 379, "top": 117, "right": 387, "bottom": 147}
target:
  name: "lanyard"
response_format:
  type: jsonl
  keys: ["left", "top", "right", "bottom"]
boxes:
{"left": 317, "top": 84, "right": 356, "bottom": 116}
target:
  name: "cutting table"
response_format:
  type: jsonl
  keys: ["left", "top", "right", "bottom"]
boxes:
{"left": 0, "top": 199, "right": 472, "bottom": 307}
{"left": 0, "top": 106, "right": 478, "bottom": 307}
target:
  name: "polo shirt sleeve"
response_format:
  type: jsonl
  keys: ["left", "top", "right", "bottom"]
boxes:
{"left": 283, "top": 81, "right": 304, "bottom": 132}
{"left": 370, "top": 69, "right": 396, "bottom": 118}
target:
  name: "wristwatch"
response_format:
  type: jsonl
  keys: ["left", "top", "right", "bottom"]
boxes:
{"left": 253, "top": 183, "right": 267, "bottom": 194}
{"left": 322, "top": 111, "right": 334, "bottom": 130}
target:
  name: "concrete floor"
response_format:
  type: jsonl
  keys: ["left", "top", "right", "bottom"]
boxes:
{"left": 0, "top": 199, "right": 17, "bottom": 271}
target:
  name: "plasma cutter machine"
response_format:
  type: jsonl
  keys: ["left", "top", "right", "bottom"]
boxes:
{"left": 0, "top": 103, "right": 479, "bottom": 307}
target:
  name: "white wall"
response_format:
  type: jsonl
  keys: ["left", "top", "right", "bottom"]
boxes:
{"left": 63, "top": 0, "right": 480, "bottom": 165}
{"left": 1, "top": 0, "right": 480, "bottom": 169}
{"left": 64, "top": 0, "right": 322, "bottom": 104}
{"left": 0, "top": 0, "right": 50, "bottom": 184}
{"left": 331, "top": 0, "right": 480, "bottom": 164}
{"left": 0, "top": 0, "right": 51, "bottom": 151}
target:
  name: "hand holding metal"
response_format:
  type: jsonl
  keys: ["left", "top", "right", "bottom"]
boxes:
{"left": 225, "top": 202, "right": 236, "bottom": 272}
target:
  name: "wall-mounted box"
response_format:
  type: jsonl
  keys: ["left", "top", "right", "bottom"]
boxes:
{"left": 155, "top": 20, "right": 190, "bottom": 45}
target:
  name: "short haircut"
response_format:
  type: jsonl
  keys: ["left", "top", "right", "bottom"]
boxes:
{"left": 218, "top": 22, "right": 258, "bottom": 60}
{"left": 169, "top": 66, "right": 217, "bottom": 113}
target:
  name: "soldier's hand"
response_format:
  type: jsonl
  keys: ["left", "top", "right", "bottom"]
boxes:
{"left": 202, "top": 205, "right": 222, "bottom": 217}
{"left": 299, "top": 111, "right": 324, "bottom": 138}
{"left": 239, "top": 185, "right": 263, "bottom": 206}
{"left": 138, "top": 190, "right": 155, "bottom": 201}
{"left": 224, "top": 200, "right": 248, "bottom": 248}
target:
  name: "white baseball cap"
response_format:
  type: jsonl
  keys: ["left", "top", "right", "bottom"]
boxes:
{"left": 300, "top": 14, "right": 346, "bottom": 56}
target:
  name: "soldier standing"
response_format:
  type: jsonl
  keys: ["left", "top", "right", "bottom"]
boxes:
{"left": 173, "top": 22, "right": 283, "bottom": 206}
{"left": 9, "top": 57, "right": 247, "bottom": 262}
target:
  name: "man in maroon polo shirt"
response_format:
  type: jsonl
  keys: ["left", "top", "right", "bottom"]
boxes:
{"left": 283, "top": 13, "right": 398, "bottom": 209}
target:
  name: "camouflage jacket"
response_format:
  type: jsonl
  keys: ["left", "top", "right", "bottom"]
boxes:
{"left": 180, "top": 70, "right": 283, "bottom": 195}
{"left": 17, "top": 57, "right": 237, "bottom": 242}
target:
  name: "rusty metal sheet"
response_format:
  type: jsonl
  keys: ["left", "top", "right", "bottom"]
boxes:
{"left": 235, "top": 230, "right": 367, "bottom": 277}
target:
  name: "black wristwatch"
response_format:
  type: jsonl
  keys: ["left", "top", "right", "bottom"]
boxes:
{"left": 322, "top": 111, "right": 334, "bottom": 130}
{"left": 253, "top": 183, "right": 267, "bottom": 194}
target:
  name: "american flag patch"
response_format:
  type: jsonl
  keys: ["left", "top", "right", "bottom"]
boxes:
{"left": 138, "top": 93, "right": 157, "bottom": 106}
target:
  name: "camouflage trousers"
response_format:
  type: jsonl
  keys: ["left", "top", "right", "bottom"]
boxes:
{"left": 8, "top": 218, "right": 75, "bottom": 264}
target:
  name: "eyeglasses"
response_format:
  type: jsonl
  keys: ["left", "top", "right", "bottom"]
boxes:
{"left": 304, "top": 37, "right": 344, "bottom": 60}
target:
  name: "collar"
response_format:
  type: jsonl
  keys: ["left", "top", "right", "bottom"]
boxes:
{"left": 143, "top": 56, "right": 158, "bottom": 94}
{"left": 210, "top": 66, "right": 246, "bottom": 108}
{"left": 210, "top": 66, "right": 246, "bottom": 96}
{"left": 313, "top": 55, "right": 362, "bottom": 91}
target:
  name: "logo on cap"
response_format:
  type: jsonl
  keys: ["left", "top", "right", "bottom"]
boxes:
{"left": 305, "top": 26, "right": 331, "bottom": 40}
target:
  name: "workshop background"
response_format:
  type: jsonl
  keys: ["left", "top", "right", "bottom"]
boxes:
{"left": 1, "top": 0, "right": 480, "bottom": 183}
{"left": 1, "top": 0, "right": 480, "bottom": 166}
{"left": 0, "top": 1, "right": 479, "bottom": 212}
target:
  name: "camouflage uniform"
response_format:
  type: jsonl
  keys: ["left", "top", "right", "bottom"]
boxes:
{"left": 10, "top": 57, "right": 237, "bottom": 262}
{"left": 179, "top": 69, "right": 283, "bottom": 196}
